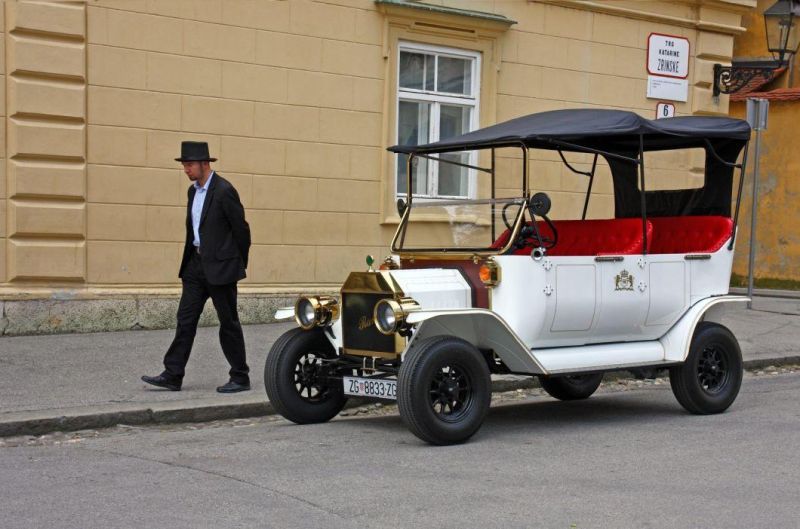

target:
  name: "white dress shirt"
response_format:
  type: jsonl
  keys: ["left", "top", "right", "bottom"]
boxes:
{"left": 191, "top": 171, "right": 214, "bottom": 248}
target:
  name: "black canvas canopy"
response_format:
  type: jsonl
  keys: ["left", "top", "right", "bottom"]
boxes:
{"left": 388, "top": 109, "right": 751, "bottom": 218}
{"left": 388, "top": 108, "right": 751, "bottom": 155}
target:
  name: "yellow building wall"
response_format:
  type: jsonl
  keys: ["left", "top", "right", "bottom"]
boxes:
{"left": 0, "top": 6, "right": 5, "bottom": 285}
{"left": 725, "top": 0, "right": 800, "bottom": 283}
{"left": 730, "top": 101, "right": 800, "bottom": 282}
{"left": 0, "top": 0, "right": 754, "bottom": 303}
{"left": 3, "top": 0, "right": 88, "bottom": 289}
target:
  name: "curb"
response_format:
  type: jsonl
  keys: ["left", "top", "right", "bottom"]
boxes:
{"left": 2, "top": 356, "right": 798, "bottom": 438}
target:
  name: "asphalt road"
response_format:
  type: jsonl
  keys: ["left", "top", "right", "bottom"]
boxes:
{"left": 2, "top": 371, "right": 798, "bottom": 529}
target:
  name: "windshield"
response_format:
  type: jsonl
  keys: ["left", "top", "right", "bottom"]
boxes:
{"left": 392, "top": 197, "right": 526, "bottom": 253}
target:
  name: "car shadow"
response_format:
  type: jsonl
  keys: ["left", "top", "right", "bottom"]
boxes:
{"left": 330, "top": 389, "right": 687, "bottom": 441}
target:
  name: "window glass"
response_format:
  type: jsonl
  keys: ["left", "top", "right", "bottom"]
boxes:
{"left": 396, "top": 44, "right": 480, "bottom": 200}
{"left": 397, "top": 101, "right": 430, "bottom": 195}
{"left": 399, "top": 51, "right": 435, "bottom": 91}
{"left": 437, "top": 105, "right": 471, "bottom": 196}
{"left": 437, "top": 56, "right": 471, "bottom": 95}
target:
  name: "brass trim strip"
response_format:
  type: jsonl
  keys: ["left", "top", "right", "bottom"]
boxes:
{"left": 343, "top": 348, "right": 400, "bottom": 359}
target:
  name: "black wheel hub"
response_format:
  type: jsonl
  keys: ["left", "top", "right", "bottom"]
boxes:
{"left": 429, "top": 365, "right": 473, "bottom": 421}
{"left": 294, "top": 352, "right": 331, "bottom": 402}
{"left": 697, "top": 346, "right": 729, "bottom": 394}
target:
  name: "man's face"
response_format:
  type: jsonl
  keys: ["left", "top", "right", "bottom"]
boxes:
{"left": 182, "top": 161, "right": 205, "bottom": 181}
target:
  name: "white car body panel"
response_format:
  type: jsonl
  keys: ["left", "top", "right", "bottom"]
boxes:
{"left": 406, "top": 309, "right": 545, "bottom": 374}
{"left": 274, "top": 307, "right": 294, "bottom": 320}
{"left": 276, "top": 239, "right": 739, "bottom": 375}
{"left": 389, "top": 268, "right": 471, "bottom": 310}
{"left": 659, "top": 295, "right": 749, "bottom": 362}
{"left": 491, "top": 239, "right": 735, "bottom": 349}
{"left": 535, "top": 341, "right": 665, "bottom": 374}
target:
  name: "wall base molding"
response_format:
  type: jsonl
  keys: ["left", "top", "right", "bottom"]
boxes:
{"left": 0, "top": 291, "right": 333, "bottom": 336}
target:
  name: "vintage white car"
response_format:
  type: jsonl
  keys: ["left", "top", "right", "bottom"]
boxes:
{"left": 265, "top": 108, "right": 752, "bottom": 445}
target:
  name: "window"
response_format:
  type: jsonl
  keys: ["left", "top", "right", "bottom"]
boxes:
{"left": 396, "top": 43, "right": 480, "bottom": 199}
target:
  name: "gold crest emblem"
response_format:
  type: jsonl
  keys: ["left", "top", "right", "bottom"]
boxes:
{"left": 358, "top": 316, "right": 374, "bottom": 330}
{"left": 615, "top": 270, "right": 634, "bottom": 291}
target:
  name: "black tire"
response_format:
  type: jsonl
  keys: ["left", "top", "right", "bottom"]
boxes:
{"left": 669, "top": 322, "right": 743, "bottom": 414}
{"left": 539, "top": 373, "right": 603, "bottom": 401}
{"left": 264, "top": 327, "right": 347, "bottom": 424}
{"left": 397, "top": 336, "right": 491, "bottom": 445}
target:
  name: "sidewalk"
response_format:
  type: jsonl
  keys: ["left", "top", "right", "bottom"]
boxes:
{"left": 1, "top": 296, "right": 798, "bottom": 437}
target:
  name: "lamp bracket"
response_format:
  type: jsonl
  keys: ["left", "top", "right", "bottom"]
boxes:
{"left": 713, "top": 60, "right": 784, "bottom": 97}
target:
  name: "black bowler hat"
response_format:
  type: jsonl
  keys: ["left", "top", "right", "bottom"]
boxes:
{"left": 175, "top": 141, "right": 217, "bottom": 162}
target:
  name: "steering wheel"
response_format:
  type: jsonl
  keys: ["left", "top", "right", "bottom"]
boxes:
{"left": 513, "top": 192, "right": 558, "bottom": 251}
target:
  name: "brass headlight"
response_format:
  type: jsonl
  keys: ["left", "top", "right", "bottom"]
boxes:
{"left": 294, "top": 295, "right": 339, "bottom": 330}
{"left": 373, "top": 297, "right": 419, "bottom": 335}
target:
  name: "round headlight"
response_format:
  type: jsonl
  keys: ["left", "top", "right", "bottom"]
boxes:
{"left": 374, "top": 299, "right": 401, "bottom": 335}
{"left": 295, "top": 298, "right": 317, "bottom": 330}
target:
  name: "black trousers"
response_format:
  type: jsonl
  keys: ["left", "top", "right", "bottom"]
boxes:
{"left": 162, "top": 252, "right": 249, "bottom": 384}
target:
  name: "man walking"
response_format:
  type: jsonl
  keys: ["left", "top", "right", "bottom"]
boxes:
{"left": 142, "top": 141, "right": 252, "bottom": 393}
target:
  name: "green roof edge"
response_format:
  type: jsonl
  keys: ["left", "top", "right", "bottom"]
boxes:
{"left": 374, "top": 0, "right": 517, "bottom": 25}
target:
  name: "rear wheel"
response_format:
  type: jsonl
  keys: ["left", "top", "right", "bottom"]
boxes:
{"left": 264, "top": 328, "right": 347, "bottom": 424}
{"left": 669, "top": 322, "right": 742, "bottom": 414}
{"left": 397, "top": 336, "right": 491, "bottom": 445}
{"left": 539, "top": 373, "right": 603, "bottom": 401}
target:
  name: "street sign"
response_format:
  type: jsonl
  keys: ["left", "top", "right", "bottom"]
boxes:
{"left": 656, "top": 102, "right": 675, "bottom": 119}
{"left": 745, "top": 97, "right": 769, "bottom": 309}
{"left": 647, "top": 33, "right": 690, "bottom": 79}
{"left": 646, "top": 33, "right": 690, "bottom": 102}
{"left": 647, "top": 76, "right": 688, "bottom": 102}
{"left": 746, "top": 98, "right": 769, "bottom": 131}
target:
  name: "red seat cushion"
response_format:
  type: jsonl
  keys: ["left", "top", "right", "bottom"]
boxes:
{"left": 649, "top": 216, "right": 733, "bottom": 254}
{"left": 492, "top": 218, "right": 652, "bottom": 256}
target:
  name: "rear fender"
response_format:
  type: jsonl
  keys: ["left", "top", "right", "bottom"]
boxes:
{"left": 660, "top": 295, "right": 748, "bottom": 362}
{"left": 406, "top": 310, "right": 545, "bottom": 374}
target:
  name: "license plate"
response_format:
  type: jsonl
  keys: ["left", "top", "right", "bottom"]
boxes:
{"left": 343, "top": 376, "right": 397, "bottom": 400}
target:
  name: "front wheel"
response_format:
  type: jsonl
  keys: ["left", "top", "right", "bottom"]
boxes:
{"left": 539, "top": 373, "right": 603, "bottom": 401}
{"left": 397, "top": 336, "right": 491, "bottom": 445}
{"left": 669, "top": 322, "right": 743, "bottom": 414}
{"left": 264, "top": 328, "right": 347, "bottom": 424}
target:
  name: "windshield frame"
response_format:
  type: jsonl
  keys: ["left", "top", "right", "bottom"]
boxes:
{"left": 390, "top": 197, "right": 528, "bottom": 256}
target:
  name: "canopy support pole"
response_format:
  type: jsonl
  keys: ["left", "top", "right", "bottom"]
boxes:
{"left": 521, "top": 144, "right": 529, "bottom": 199}
{"left": 704, "top": 139, "right": 744, "bottom": 169}
{"left": 729, "top": 143, "right": 750, "bottom": 251}
{"left": 581, "top": 154, "right": 599, "bottom": 220}
{"left": 398, "top": 153, "right": 414, "bottom": 249}
{"left": 558, "top": 150, "right": 595, "bottom": 177}
{"left": 411, "top": 152, "right": 493, "bottom": 174}
{"left": 491, "top": 148, "right": 496, "bottom": 241}
{"left": 638, "top": 136, "right": 648, "bottom": 255}
{"left": 543, "top": 138, "right": 638, "bottom": 164}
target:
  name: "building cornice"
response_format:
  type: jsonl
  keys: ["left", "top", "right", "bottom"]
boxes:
{"left": 375, "top": 0, "right": 516, "bottom": 27}
{"left": 534, "top": 0, "right": 756, "bottom": 35}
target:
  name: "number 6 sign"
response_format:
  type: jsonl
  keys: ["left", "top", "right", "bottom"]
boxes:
{"left": 656, "top": 102, "right": 675, "bottom": 119}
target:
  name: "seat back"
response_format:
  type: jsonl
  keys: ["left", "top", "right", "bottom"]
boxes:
{"left": 543, "top": 218, "right": 651, "bottom": 256}
{"left": 493, "top": 218, "right": 652, "bottom": 256}
{"left": 649, "top": 216, "right": 733, "bottom": 254}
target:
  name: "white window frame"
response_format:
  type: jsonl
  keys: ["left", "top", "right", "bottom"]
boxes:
{"left": 395, "top": 41, "right": 481, "bottom": 200}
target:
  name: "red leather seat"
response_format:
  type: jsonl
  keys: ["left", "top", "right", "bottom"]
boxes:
{"left": 493, "top": 218, "right": 652, "bottom": 256}
{"left": 649, "top": 216, "right": 733, "bottom": 254}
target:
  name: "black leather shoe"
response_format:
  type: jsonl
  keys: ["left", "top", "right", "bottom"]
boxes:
{"left": 141, "top": 374, "right": 181, "bottom": 391}
{"left": 216, "top": 380, "right": 251, "bottom": 393}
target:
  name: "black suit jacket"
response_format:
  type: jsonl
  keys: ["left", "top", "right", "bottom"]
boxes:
{"left": 179, "top": 173, "right": 251, "bottom": 285}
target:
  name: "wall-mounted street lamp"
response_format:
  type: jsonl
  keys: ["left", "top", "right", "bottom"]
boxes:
{"left": 714, "top": 0, "right": 800, "bottom": 96}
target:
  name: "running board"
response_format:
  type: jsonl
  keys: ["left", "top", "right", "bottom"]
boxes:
{"left": 533, "top": 341, "right": 665, "bottom": 375}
